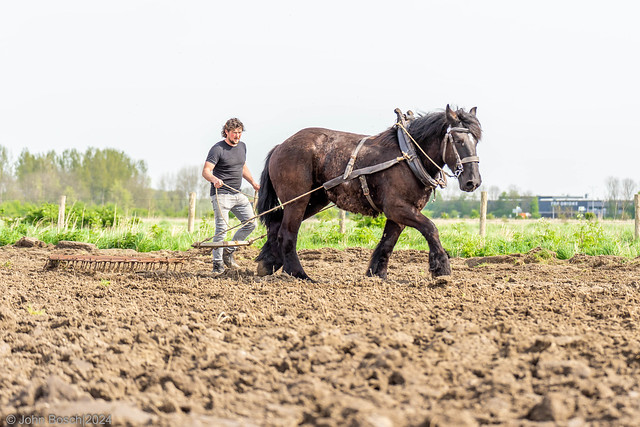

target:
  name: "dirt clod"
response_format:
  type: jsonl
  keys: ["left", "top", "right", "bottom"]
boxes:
{"left": 1, "top": 244, "right": 640, "bottom": 426}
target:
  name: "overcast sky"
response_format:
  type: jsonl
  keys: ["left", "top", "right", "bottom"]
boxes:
{"left": 1, "top": 0, "right": 638, "bottom": 199}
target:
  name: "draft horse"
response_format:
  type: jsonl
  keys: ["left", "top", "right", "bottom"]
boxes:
{"left": 256, "top": 105, "right": 482, "bottom": 280}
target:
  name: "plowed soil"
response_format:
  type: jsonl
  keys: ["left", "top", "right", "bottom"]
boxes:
{"left": 1, "top": 242, "right": 640, "bottom": 426}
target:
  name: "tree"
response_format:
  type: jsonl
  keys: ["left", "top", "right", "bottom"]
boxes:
{"left": 605, "top": 176, "right": 620, "bottom": 219}
{"left": 0, "top": 145, "right": 13, "bottom": 202}
{"left": 15, "top": 149, "right": 62, "bottom": 202}
{"left": 175, "top": 165, "right": 209, "bottom": 199}
{"left": 621, "top": 178, "right": 637, "bottom": 219}
{"left": 529, "top": 197, "right": 540, "bottom": 218}
{"left": 488, "top": 185, "right": 501, "bottom": 201}
{"left": 78, "top": 148, "right": 149, "bottom": 206}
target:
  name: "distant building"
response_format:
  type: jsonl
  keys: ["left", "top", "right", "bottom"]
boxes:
{"left": 537, "top": 196, "right": 606, "bottom": 219}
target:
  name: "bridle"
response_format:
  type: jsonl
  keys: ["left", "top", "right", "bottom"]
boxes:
{"left": 397, "top": 121, "right": 480, "bottom": 187}
{"left": 442, "top": 125, "right": 480, "bottom": 178}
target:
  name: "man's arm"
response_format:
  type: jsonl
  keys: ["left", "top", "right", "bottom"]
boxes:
{"left": 242, "top": 163, "right": 260, "bottom": 191}
{"left": 202, "top": 161, "right": 223, "bottom": 188}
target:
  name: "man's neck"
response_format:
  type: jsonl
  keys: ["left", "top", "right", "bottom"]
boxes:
{"left": 225, "top": 138, "right": 238, "bottom": 147}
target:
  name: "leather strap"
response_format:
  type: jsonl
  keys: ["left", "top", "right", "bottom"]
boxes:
{"left": 359, "top": 175, "right": 381, "bottom": 212}
{"left": 460, "top": 156, "right": 479, "bottom": 164}
{"left": 397, "top": 126, "right": 441, "bottom": 188}
{"left": 343, "top": 136, "right": 370, "bottom": 179}
{"left": 323, "top": 157, "right": 404, "bottom": 190}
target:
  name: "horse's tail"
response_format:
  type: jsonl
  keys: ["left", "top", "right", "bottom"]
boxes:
{"left": 256, "top": 147, "right": 282, "bottom": 229}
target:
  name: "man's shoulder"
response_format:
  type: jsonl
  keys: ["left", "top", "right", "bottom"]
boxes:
{"left": 212, "top": 140, "right": 227, "bottom": 149}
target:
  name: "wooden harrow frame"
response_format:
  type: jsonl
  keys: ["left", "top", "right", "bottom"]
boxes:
{"left": 45, "top": 254, "right": 186, "bottom": 272}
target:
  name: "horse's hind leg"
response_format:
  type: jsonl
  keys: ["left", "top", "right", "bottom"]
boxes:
{"left": 278, "top": 200, "right": 312, "bottom": 280}
{"left": 256, "top": 220, "right": 283, "bottom": 276}
{"left": 303, "top": 192, "right": 329, "bottom": 220}
{"left": 257, "top": 194, "right": 326, "bottom": 277}
{"left": 367, "top": 219, "right": 404, "bottom": 279}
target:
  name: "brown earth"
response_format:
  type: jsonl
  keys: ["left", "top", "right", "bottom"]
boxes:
{"left": 1, "top": 242, "right": 640, "bottom": 426}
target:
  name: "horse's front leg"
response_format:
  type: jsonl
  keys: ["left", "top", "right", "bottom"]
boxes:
{"left": 367, "top": 219, "right": 404, "bottom": 279}
{"left": 388, "top": 208, "right": 450, "bottom": 277}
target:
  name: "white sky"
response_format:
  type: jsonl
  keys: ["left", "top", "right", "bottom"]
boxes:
{"left": 1, "top": 0, "right": 638, "bottom": 198}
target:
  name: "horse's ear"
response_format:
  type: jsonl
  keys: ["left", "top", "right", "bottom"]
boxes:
{"left": 446, "top": 104, "right": 458, "bottom": 122}
{"left": 470, "top": 106, "right": 477, "bottom": 116}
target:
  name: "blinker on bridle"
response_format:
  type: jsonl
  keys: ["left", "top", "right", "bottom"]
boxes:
{"left": 443, "top": 125, "right": 480, "bottom": 178}
{"left": 398, "top": 121, "right": 480, "bottom": 183}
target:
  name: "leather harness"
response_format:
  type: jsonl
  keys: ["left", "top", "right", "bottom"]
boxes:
{"left": 322, "top": 109, "right": 479, "bottom": 213}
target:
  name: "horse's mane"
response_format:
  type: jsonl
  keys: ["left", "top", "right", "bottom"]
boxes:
{"left": 377, "top": 108, "right": 482, "bottom": 146}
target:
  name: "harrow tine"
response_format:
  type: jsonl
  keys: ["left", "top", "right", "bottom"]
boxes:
{"left": 45, "top": 254, "right": 187, "bottom": 274}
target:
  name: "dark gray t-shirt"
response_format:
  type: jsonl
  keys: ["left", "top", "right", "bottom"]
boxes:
{"left": 206, "top": 140, "right": 247, "bottom": 195}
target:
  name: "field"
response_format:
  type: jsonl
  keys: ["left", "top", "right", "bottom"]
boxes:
{"left": 1, "top": 238, "right": 640, "bottom": 426}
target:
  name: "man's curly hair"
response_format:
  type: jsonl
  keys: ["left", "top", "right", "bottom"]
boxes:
{"left": 222, "top": 118, "right": 245, "bottom": 138}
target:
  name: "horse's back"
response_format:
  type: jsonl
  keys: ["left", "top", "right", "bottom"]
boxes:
{"left": 271, "top": 127, "right": 363, "bottom": 172}
{"left": 281, "top": 127, "right": 364, "bottom": 150}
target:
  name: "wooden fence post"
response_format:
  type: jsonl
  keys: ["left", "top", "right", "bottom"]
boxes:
{"left": 57, "top": 195, "right": 66, "bottom": 231}
{"left": 340, "top": 210, "right": 346, "bottom": 234}
{"left": 188, "top": 192, "right": 196, "bottom": 233}
{"left": 635, "top": 194, "right": 640, "bottom": 240}
{"left": 479, "top": 191, "right": 488, "bottom": 238}
{"left": 253, "top": 189, "right": 258, "bottom": 212}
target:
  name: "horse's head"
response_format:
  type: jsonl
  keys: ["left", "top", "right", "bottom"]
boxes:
{"left": 443, "top": 105, "right": 482, "bottom": 192}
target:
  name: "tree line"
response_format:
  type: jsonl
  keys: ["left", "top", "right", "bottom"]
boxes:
{"left": 0, "top": 145, "right": 208, "bottom": 217}
{"left": 0, "top": 145, "right": 636, "bottom": 220}
{"left": 425, "top": 185, "right": 540, "bottom": 219}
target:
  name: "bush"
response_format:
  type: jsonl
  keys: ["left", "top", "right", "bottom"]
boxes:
{"left": 24, "top": 203, "right": 58, "bottom": 225}
{"left": 353, "top": 213, "right": 386, "bottom": 229}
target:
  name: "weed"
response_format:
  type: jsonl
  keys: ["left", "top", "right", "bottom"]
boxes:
{"left": 26, "top": 304, "right": 46, "bottom": 315}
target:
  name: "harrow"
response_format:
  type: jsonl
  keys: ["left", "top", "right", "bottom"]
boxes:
{"left": 45, "top": 254, "right": 186, "bottom": 272}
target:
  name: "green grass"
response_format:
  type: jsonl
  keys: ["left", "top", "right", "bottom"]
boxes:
{"left": 295, "top": 217, "right": 640, "bottom": 259}
{"left": 2, "top": 214, "right": 640, "bottom": 259}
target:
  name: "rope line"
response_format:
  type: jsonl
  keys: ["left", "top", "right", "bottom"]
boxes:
{"left": 195, "top": 184, "right": 328, "bottom": 246}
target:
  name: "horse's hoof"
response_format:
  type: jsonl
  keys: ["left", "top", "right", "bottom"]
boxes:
{"left": 429, "top": 254, "right": 451, "bottom": 277}
{"left": 430, "top": 276, "right": 451, "bottom": 287}
{"left": 288, "top": 271, "right": 314, "bottom": 282}
{"left": 256, "top": 262, "right": 273, "bottom": 277}
{"left": 366, "top": 270, "right": 387, "bottom": 279}
{"left": 429, "top": 261, "right": 451, "bottom": 277}
{"left": 431, "top": 268, "right": 451, "bottom": 278}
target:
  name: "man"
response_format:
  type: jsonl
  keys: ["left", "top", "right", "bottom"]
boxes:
{"left": 202, "top": 118, "right": 260, "bottom": 274}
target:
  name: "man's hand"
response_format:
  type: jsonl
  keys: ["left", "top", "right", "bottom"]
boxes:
{"left": 213, "top": 177, "right": 224, "bottom": 188}
{"left": 252, "top": 182, "right": 260, "bottom": 192}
